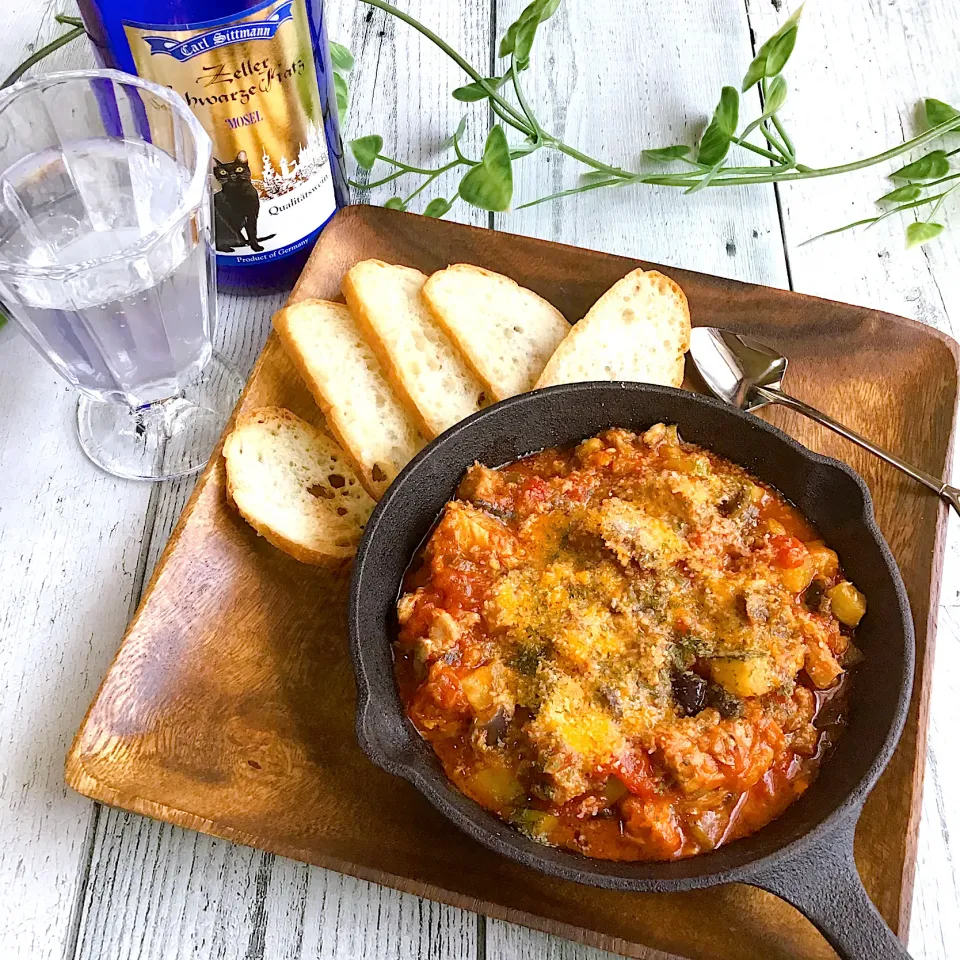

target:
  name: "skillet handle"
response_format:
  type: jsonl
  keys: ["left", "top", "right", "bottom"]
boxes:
{"left": 748, "top": 827, "right": 912, "bottom": 960}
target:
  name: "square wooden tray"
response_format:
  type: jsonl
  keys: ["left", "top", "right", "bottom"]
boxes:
{"left": 67, "top": 205, "right": 958, "bottom": 960}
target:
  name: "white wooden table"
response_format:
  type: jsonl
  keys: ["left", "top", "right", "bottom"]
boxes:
{"left": 2, "top": 1, "right": 960, "bottom": 957}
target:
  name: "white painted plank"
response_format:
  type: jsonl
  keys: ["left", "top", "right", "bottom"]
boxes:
{"left": 341, "top": 0, "right": 491, "bottom": 225}
{"left": 743, "top": 4, "right": 960, "bottom": 959}
{"left": 491, "top": 0, "right": 789, "bottom": 285}
{"left": 0, "top": 15, "right": 139, "bottom": 960}
{"left": 71, "top": 2, "right": 493, "bottom": 959}
{"left": 74, "top": 812, "right": 478, "bottom": 960}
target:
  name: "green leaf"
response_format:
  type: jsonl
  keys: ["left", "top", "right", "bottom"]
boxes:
{"left": 906, "top": 220, "right": 944, "bottom": 248}
{"left": 328, "top": 41, "right": 354, "bottom": 74}
{"left": 509, "top": 140, "right": 540, "bottom": 159}
{"left": 742, "top": 54, "right": 767, "bottom": 92}
{"left": 890, "top": 150, "right": 950, "bottom": 181}
{"left": 764, "top": 27, "right": 798, "bottom": 77}
{"left": 877, "top": 184, "right": 923, "bottom": 203}
{"left": 537, "top": 0, "right": 562, "bottom": 19}
{"left": 742, "top": 4, "right": 803, "bottom": 90}
{"left": 642, "top": 145, "right": 692, "bottom": 162}
{"left": 514, "top": 14, "right": 540, "bottom": 67}
{"left": 453, "top": 76, "right": 504, "bottom": 102}
{"left": 763, "top": 75, "right": 788, "bottom": 116}
{"left": 801, "top": 215, "right": 881, "bottom": 245}
{"left": 580, "top": 170, "right": 615, "bottom": 183}
{"left": 697, "top": 86, "right": 740, "bottom": 166}
{"left": 499, "top": 18, "right": 523, "bottom": 57}
{"left": 441, "top": 116, "right": 468, "bottom": 150}
{"left": 458, "top": 125, "right": 513, "bottom": 211}
{"left": 685, "top": 157, "right": 725, "bottom": 195}
{"left": 423, "top": 197, "right": 453, "bottom": 218}
{"left": 499, "top": 0, "right": 560, "bottom": 58}
{"left": 925, "top": 98, "right": 960, "bottom": 128}
{"left": 349, "top": 135, "right": 383, "bottom": 170}
{"left": 384, "top": 197, "right": 406, "bottom": 211}
{"left": 333, "top": 72, "right": 348, "bottom": 119}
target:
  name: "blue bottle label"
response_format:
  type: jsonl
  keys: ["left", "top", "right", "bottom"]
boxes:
{"left": 123, "top": 0, "right": 336, "bottom": 263}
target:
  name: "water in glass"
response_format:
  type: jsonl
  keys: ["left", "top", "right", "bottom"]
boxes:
{"left": 2, "top": 137, "right": 215, "bottom": 407}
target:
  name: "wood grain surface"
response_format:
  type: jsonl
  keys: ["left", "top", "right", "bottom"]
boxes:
{"left": 4, "top": 1, "right": 960, "bottom": 959}
{"left": 66, "top": 205, "right": 959, "bottom": 960}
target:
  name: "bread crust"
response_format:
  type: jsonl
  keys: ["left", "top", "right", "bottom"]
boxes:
{"left": 535, "top": 269, "right": 691, "bottom": 390}
{"left": 222, "top": 406, "right": 369, "bottom": 565}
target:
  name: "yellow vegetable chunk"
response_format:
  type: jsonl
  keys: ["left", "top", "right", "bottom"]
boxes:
{"left": 708, "top": 656, "right": 778, "bottom": 697}
{"left": 780, "top": 559, "right": 814, "bottom": 594}
{"left": 805, "top": 541, "right": 840, "bottom": 579}
{"left": 467, "top": 765, "right": 523, "bottom": 808}
{"left": 828, "top": 581, "right": 866, "bottom": 627}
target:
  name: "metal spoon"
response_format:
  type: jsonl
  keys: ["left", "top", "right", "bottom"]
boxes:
{"left": 689, "top": 326, "right": 960, "bottom": 515}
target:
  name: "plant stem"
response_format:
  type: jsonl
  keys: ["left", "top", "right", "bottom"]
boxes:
{"left": 517, "top": 177, "right": 625, "bottom": 208}
{"left": 548, "top": 141, "right": 634, "bottom": 179}
{"left": 490, "top": 98, "right": 533, "bottom": 137}
{"left": 770, "top": 115, "right": 796, "bottom": 159}
{"left": 377, "top": 154, "right": 451, "bottom": 175}
{"left": 348, "top": 168, "right": 405, "bottom": 190}
{"left": 730, "top": 135, "right": 785, "bottom": 164}
{"left": 761, "top": 77, "right": 796, "bottom": 161}
{"left": 924, "top": 171, "right": 960, "bottom": 190}
{"left": 351, "top": 156, "right": 464, "bottom": 196}
{"left": 760, "top": 121, "right": 792, "bottom": 161}
{"left": 927, "top": 182, "right": 960, "bottom": 219}
{"left": 403, "top": 161, "right": 464, "bottom": 205}
{"left": 510, "top": 56, "right": 544, "bottom": 141}
{"left": 2, "top": 25, "right": 85, "bottom": 88}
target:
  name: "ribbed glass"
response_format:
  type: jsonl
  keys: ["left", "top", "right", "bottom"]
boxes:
{"left": 0, "top": 69, "right": 215, "bottom": 408}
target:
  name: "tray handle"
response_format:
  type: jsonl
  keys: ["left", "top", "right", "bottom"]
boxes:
{"left": 748, "top": 825, "right": 912, "bottom": 960}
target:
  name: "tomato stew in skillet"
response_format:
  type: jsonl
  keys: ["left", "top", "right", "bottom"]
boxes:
{"left": 394, "top": 424, "right": 866, "bottom": 862}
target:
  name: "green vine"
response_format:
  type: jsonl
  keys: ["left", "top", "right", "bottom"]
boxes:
{"left": 348, "top": 0, "right": 960, "bottom": 248}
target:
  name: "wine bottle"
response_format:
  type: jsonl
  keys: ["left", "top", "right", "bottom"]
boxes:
{"left": 77, "top": 0, "right": 349, "bottom": 289}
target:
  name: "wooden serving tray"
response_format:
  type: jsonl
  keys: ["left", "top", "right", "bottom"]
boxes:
{"left": 67, "top": 205, "right": 958, "bottom": 960}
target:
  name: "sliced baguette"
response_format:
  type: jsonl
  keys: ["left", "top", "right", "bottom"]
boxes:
{"left": 342, "top": 259, "right": 488, "bottom": 438}
{"left": 535, "top": 269, "right": 691, "bottom": 390}
{"left": 273, "top": 298, "right": 425, "bottom": 499}
{"left": 223, "top": 407, "right": 374, "bottom": 564}
{"left": 422, "top": 263, "right": 570, "bottom": 401}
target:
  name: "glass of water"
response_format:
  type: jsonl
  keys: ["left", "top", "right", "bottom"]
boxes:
{"left": 0, "top": 70, "right": 242, "bottom": 480}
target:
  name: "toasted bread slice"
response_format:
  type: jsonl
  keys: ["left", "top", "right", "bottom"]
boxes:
{"left": 273, "top": 299, "right": 425, "bottom": 499}
{"left": 422, "top": 263, "right": 570, "bottom": 401}
{"left": 342, "top": 259, "right": 488, "bottom": 438}
{"left": 535, "top": 269, "right": 691, "bottom": 390}
{"left": 223, "top": 407, "right": 374, "bottom": 564}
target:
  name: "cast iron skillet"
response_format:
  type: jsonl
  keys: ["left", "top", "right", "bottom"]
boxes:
{"left": 348, "top": 382, "right": 915, "bottom": 960}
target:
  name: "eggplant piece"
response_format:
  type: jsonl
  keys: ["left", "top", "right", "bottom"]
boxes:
{"left": 672, "top": 672, "right": 707, "bottom": 715}
{"left": 705, "top": 683, "right": 743, "bottom": 718}
{"left": 804, "top": 578, "right": 826, "bottom": 613}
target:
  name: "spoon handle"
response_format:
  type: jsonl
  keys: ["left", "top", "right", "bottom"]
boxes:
{"left": 754, "top": 385, "right": 960, "bottom": 516}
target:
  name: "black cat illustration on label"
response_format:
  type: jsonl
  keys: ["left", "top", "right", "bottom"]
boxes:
{"left": 213, "top": 152, "right": 276, "bottom": 252}
{"left": 122, "top": 0, "right": 338, "bottom": 268}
